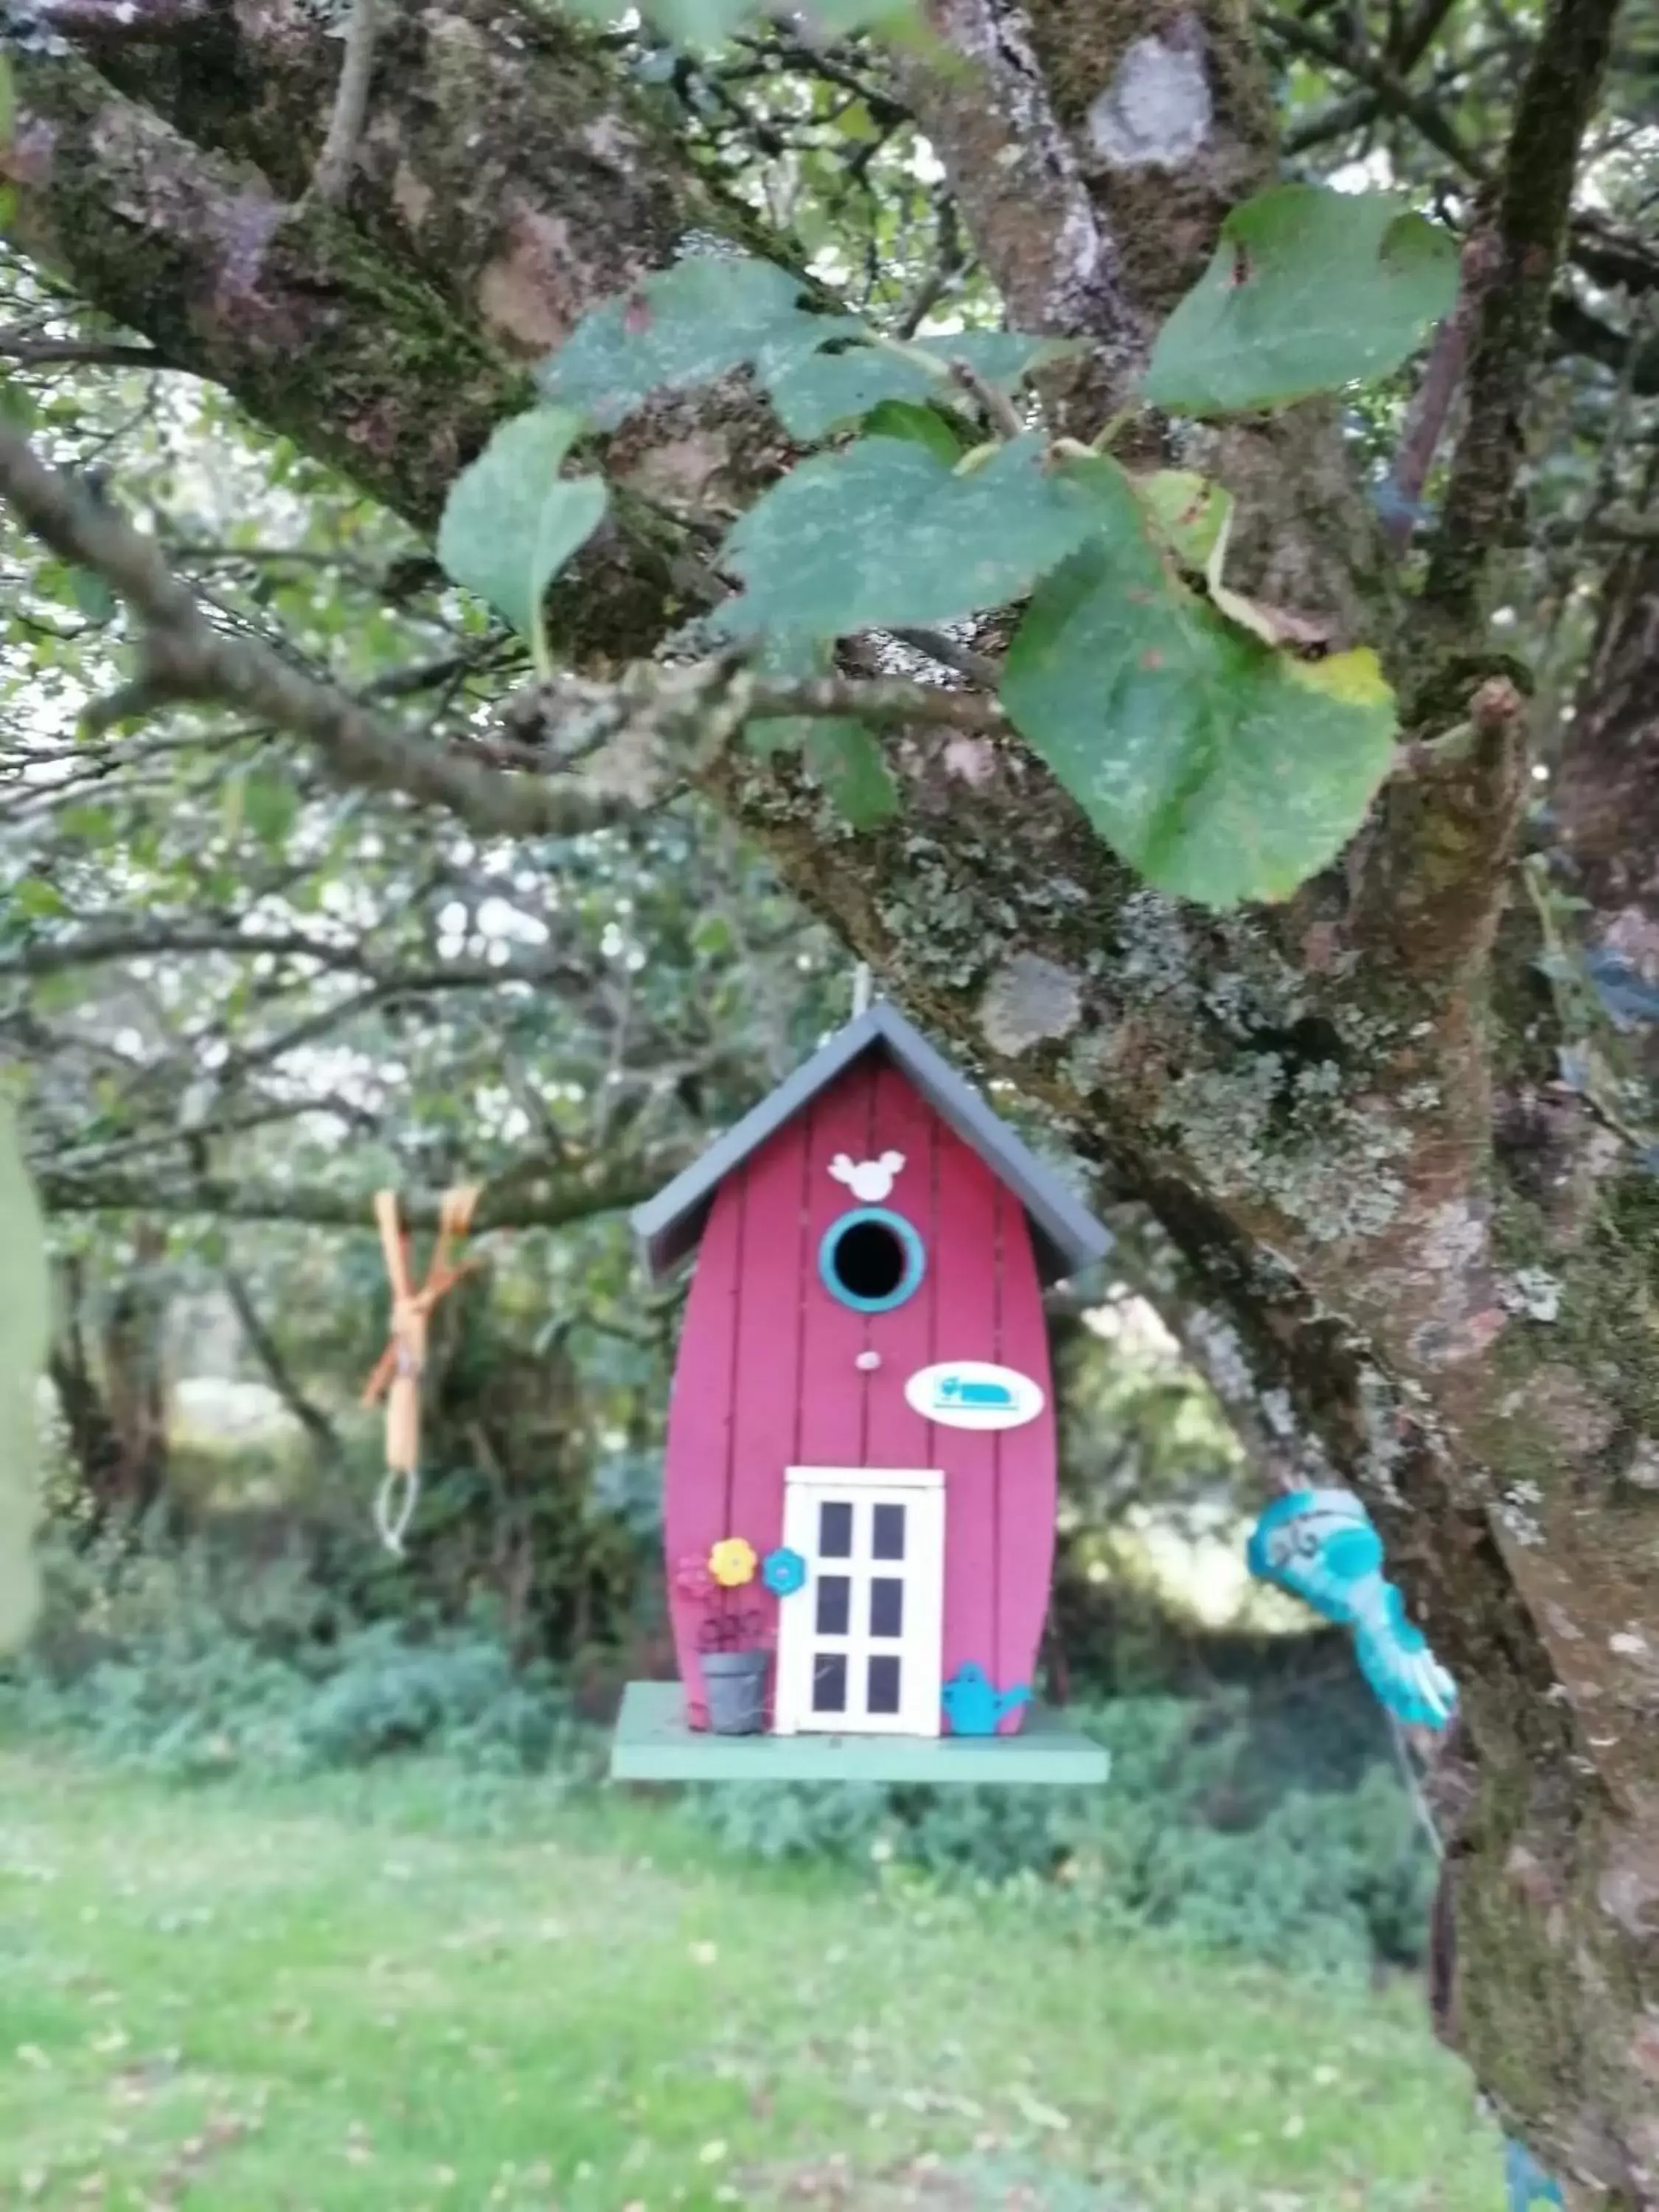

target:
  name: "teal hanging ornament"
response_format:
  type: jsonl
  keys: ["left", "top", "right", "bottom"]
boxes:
{"left": 1245, "top": 1490, "right": 1457, "bottom": 1729}
{"left": 1504, "top": 2138, "right": 1565, "bottom": 2208}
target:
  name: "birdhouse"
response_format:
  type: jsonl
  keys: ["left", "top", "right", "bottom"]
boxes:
{"left": 610, "top": 1000, "right": 1113, "bottom": 1786}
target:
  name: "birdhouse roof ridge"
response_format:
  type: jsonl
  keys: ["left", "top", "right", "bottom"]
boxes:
{"left": 631, "top": 999, "right": 1110, "bottom": 1287}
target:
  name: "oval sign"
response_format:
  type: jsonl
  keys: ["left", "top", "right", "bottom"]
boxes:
{"left": 905, "top": 1360, "right": 1046, "bottom": 1431}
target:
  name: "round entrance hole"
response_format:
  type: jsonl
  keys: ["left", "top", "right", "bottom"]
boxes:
{"left": 818, "top": 1206, "right": 925, "bottom": 1314}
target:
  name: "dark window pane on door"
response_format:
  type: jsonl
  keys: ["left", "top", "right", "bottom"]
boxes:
{"left": 872, "top": 1503, "right": 905, "bottom": 1560}
{"left": 867, "top": 1655, "right": 901, "bottom": 1715}
{"left": 813, "top": 1654, "right": 847, "bottom": 1714}
{"left": 818, "top": 1500, "right": 853, "bottom": 1558}
{"left": 815, "top": 1575, "right": 851, "bottom": 1637}
{"left": 869, "top": 1577, "right": 904, "bottom": 1638}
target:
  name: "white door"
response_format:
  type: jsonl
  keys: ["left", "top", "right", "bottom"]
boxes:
{"left": 773, "top": 1467, "right": 945, "bottom": 1737}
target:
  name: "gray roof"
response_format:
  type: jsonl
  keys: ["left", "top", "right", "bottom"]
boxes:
{"left": 632, "top": 999, "right": 1112, "bottom": 1287}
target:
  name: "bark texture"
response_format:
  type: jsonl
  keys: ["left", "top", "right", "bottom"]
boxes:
{"left": 4, "top": 1, "right": 1657, "bottom": 2197}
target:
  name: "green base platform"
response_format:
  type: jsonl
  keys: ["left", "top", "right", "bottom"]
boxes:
{"left": 609, "top": 1681, "right": 1111, "bottom": 1786}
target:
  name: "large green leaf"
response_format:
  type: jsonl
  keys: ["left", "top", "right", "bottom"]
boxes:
{"left": 437, "top": 406, "right": 607, "bottom": 667}
{"left": 765, "top": 330, "right": 1070, "bottom": 442}
{"left": 1001, "top": 456, "right": 1397, "bottom": 908}
{"left": 540, "top": 256, "right": 858, "bottom": 431}
{"left": 0, "top": 1100, "right": 49, "bottom": 1656}
{"left": 718, "top": 434, "right": 1099, "bottom": 638}
{"left": 1141, "top": 186, "right": 1458, "bottom": 417}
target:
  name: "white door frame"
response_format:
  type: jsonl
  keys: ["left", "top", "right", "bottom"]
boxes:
{"left": 773, "top": 1466, "right": 945, "bottom": 1738}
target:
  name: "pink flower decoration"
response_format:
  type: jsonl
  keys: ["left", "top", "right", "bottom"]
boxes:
{"left": 673, "top": 1553, "right": 716, "bottom": 1602}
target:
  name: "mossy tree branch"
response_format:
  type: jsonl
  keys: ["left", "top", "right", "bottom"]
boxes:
{"left": 1422, "top": 0, "right": 1625, "bottom": 637}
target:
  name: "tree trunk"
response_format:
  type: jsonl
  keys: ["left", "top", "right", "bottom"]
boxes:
{"left": 49, "top": 1250, "right": 170, "bottom": 1534}
{"left": 5, "top": 1, "right": 1657, "bottom": 2194}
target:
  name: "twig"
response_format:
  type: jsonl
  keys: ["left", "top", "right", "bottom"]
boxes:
{"left": 308, "top": 0, "right": 380, "bottom": 206}
{"left": 887, "top": 626, "right": 1001, "bottom": 688}
{"left": 893, "top": 198, "right": 964, "bottom": 341}
{"left": 220, "top": 1262, "right": 341, "bottom": 1459}
{"left": 0, "top": 335, "right": 173, "bottom": 371}
{"left": 1381, "top": 209, "right": 1498, "bottom": 554}
{"left": 1422, "top": 0, "right": 1624, "bottom": 636}
{"left": 1262, "top": 11, "right": 1489, "bottom": 178}
{"left": 947, "top": 354, "right": 1026, "bottom": 442}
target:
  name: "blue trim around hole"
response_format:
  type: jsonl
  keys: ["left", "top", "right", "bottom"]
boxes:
{"left": 818, "top": 1206, "right": 926, "bottom": 1314}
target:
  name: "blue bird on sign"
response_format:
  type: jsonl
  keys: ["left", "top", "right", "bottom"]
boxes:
{"left": 942, "top": 1663, "right": 1032, "bottom": 1736}
{"left": 1246, "top": 1490, "right": 1458, "bottom": 1730}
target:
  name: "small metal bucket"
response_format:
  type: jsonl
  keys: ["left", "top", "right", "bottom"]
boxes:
{"left": 702, "top": 1649, "right": 768, "bottom": 1735}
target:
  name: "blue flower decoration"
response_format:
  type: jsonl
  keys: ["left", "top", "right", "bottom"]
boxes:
{"left": 762, "top": 1546, "right": 807, "bottom": 1598}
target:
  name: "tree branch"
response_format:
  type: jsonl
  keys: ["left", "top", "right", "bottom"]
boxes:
{"left": 307, "top": 0, "right": 379, "bottom": 206}
{"left": 0, "top": 420, "right": 636, "bottom": 841}
{"left": 0, "top": 333, "right": 173, "bottom": 370}
{"left": 35, "top": 1155, "right": 680, "bottom": 1232}
{"left": 0, "top": 422, "right": 1006, "bottom": 848}
{"left": 30, "top": 0, "right": 207, "bottom": 35}
{"left": 0, "top": 923, "right": 364, "bottom": 978}
{"left": 1422, "top": 0, "right": 1624, "bottom": 636}
{"left": 1262, "top": 12, "right": 1489, "bottom": 179}
{"left": 220, "top": 1262, "right": 341, "bottom": 1458}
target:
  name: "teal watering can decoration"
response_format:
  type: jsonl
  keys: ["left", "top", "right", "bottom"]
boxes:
{"left": 1245, "top": 1489, "right": 1457, "bottom": 1729}
{"left": 942, "top": 1663, "right": 1031, "bottom": 1736}
{"left": 1249, "top": 1492, "right": 1566, "bottom": 2212}
{"left": 1504, "top": 2139, "right": 1565, "bottom": 2208}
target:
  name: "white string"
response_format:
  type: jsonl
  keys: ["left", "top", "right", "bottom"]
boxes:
{"left": 1386, "top": 1710, "right": 1447, "bottom": 1860}
{"left": 375, "top": 1466, "right": 420, "bottom": 1557}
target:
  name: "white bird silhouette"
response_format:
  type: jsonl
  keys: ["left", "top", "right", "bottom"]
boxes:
{"left": 828, "top": 1150, "right": 905, "bottom": 1203}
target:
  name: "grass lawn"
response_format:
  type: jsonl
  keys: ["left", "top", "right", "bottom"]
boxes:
{"left": 0, "top": 1750, "right": 1503, "bottom": 2211}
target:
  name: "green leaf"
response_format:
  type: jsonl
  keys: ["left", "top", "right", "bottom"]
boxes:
{"left": 0, "top": 1099, "right": 49, "bottom": 1656}
{"left": 67, "top": 567, "right": 117, "bottom": 623}
{"left": 765, "top": 330, "right": 1068, "bottom": 443}
{"left": 13, "top": 879, "right": 66, "bottom": 922}
{"left": 243, "top": 768, "right": 299, "bottom": 852}
{"left": 1130, "top": 470, "right": 1230, "bottom": 570}
{"left": 437, "top": 407, "right": 608, "bottom": 666}
{"left": 717, "top": 433, "right": 1099, "bottom": 639}
{"left": 1141, "top": 186, "right": 1458, "bottom": 417}
{"left": 742, "top": 635, "right": 897, "bottom": 828}
{"left": 1001, "top": 456, "right": 1397, "bottom": 908}
{"left": 804, "top": 720, "right": 900, "bottom": 828}
{"left": 860, "top": 399, "right": 967, "bottom": 465}
{"left": 0, "top": 54, "right": 13, "bottom": 148}
{"left": 540, "top": 256, "right": 858, "bottom": 431}
{"left": 744, "top": 633, "right": 831, "bottom": 755}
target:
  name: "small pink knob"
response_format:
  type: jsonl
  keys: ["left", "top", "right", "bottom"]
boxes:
{"left": 855, "top": 1350, "right": 881, "bottom": 1373}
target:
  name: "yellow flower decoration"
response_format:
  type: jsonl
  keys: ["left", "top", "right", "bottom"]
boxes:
{"left": 708, "top": 1537, "right": 757, "bottom": 1589}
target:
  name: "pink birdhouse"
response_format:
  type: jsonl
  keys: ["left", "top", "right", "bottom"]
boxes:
{"left": 611, "top": 1000, "right": 1113, "bottom": 1784}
